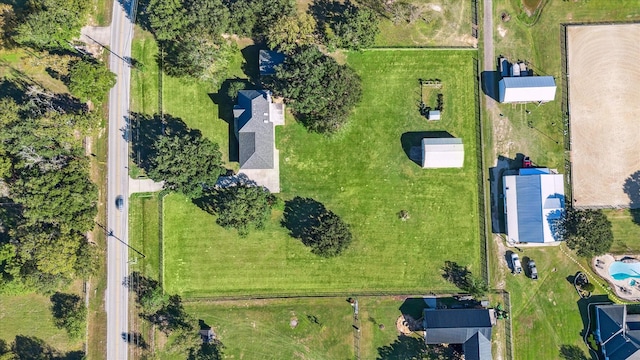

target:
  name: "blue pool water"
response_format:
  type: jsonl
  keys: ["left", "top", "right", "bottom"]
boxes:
{"left": 632, "top": 280, "right": 637, "bottom": 286}
{"left": 609, "top": 261, "right": 640, "bottom": 280}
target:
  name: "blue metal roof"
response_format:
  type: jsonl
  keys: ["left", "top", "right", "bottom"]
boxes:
{"left": 501, "top": 76, "right": 556, "bottom": 88}
{"left": 515, "top": 176, "right": 544, "bottom": 243}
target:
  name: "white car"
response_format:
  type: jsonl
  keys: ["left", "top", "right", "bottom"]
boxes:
{"left": 511, "top": 253, "right": 522, "bottom": 274}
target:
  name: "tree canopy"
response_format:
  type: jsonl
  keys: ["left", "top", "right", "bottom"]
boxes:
{"left": 561, "top": 208, "right": 614, "bottom": 257}
{"left": 145, "top": 120, "right": 225, "bottom": 198}
{"left": 266, "top": 13, "right": 316, "bottom": 54}
{"left": 282, "top": 197, "right": 352, "bottom": 257}
{"left": 267, "top": 45, "right": 362, "bottom": 134}
{"left": 311, "top": 0, "right": 380, "bottom": 50}
{"left": 13, "top": 0, "right": 90, "bottom": 50}
{"left": 67, "top": 60, "right": 116, "bottom": 104}
{"left": 226, "top": 0, "right": 296, "bottom": 37}
{"left": 441, "top": 261, "right": 488, "bottom": 298}
{"left": 199, "top": 184, "right": 274, "bottom": 236}
{"left": 50, "top": 292, "right": 86, "bottom": 339}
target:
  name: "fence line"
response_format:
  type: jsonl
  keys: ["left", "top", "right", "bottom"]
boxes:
{"left": 471, "top": 0, "right": 479, "bottom": 39}
{"left": 157, "top": 190, "right": 169, "bottom": 290}
{"left": 183, "top": 290, "right": 471, "bottom": 303}
{"left": 473, "top": 57, "right": 490, "bottom": 285}
{"left": 364, "top": 46, "right": 478, "bottom": 51}
{"left": 501, "top": 290, "right": 514, "bottom": 360}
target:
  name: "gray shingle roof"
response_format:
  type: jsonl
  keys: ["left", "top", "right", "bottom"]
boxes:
{"left": 463, "top": 332, "right": 493, "bottom": 360}
{"left": 596, "top": 305, "right": 640, "bottom": 360}
{"left": 423, "top": 309, "right": 493, "bottom": 344}
{"left": 234, "top": 90, "right": 275, "bottom": 169}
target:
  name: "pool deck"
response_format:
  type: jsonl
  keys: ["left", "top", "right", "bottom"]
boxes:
{"left": 594, "top": 254, "right": 640, "bottom": 301}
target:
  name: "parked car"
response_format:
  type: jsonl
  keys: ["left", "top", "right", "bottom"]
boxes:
{"left": 115, "top": 196, "right": 124, "bottom": 211}
{"left": 529, "top": 260, "right": 538, "bottom": 280}
{"left": 511, "top": 253, "right": 522, "bottom": 274}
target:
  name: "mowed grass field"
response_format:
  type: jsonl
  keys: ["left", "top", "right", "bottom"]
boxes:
{"left": 182, "top": 296, "right": 431, "bottom": 360}
{"left": 503, "top": 245, "right": 604, "bottom": 360}
{"left": 0, "top": 294, "right": 83, "bottom": 352}
{"left": 156, "top": 50, "right": 481, "bottom": 297}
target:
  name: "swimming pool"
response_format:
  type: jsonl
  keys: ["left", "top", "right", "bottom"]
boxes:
{"left": 609, "top": 261, "right": 640, "bottom": 280}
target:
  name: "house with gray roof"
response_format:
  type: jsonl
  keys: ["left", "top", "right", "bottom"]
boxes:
{"left": 503, "top": 167, "right": 565, "bottom": 244}
{"left": 595, "top": 304, "right": 640, "bottom": 360}
{"left": 423, "top": 308, "right": 495, "bottom": 360}
{"left": 233, "top": 90, "right": 284, "bottom": 192}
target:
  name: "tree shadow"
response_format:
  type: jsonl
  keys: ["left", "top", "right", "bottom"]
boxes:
{"left": 241, "top": 44, "right": 262, "bottom": 85}
{"left": 559, "top": 344, "right": 590, "bottom": 360}
{"left": 0, "top": 79, "right": 26, "bottom": 103}
{"left": 116, "top": 0, "right": 149, "bottom": 29}
{"left": 11, "top": 335, "right": 85, "bottom": 359}
{"left": 308, "top": 0, "right": 347, "bottom": 36}
{"left": 125, "top": 271, "right": 162, "bottom": 305}
{"left": 489, "top": 153, "right": 527, "bottom": 234}
{"left": 400, "top": 131, "right": 455, "bottom": 167}
{"left": 50, "top": 292, "right": 82, "bottom": 321}
{"left": 441, "top": 260, "right": 469, "bottom": 290}
{"left": 376, "top": 335, "right": 426, "bottom": 360}
{"left": 624, "top": 170, "right": 640, "bottom": 224}
{"left": 576, "top": 294, "right": 610, "bottom": 339}
{"left": 399, "top": 298, "right": 431, "bottom": 320}
{"left": 281, "top": 197, "right": 326, "bottom": 241}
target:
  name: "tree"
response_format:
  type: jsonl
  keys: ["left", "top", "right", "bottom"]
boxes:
{"left": 203, "top": 184, "right": 274, "bottom": 236}
{"left": 146, "top": 128, "right": 225, "bottom": 199}
{"left": 561, "top": 208, "right": 613, "bottom": 257}
{"left": 226, "top": 0, "right": 296, "bottom": 37}
{"left": 67, "top": 60, "right": 116, "bottom": 104}
{"left": 49, "top": 292, "right": 86, "bottom": 339}
{"left": 189, "top": 342, "right": 224, "bottom": 360}
{"left": 267, "top": 45, "right": 362, "bottom": 134}
{"left": 162, "top": 34, "right": 235, "bottom": 81}
{"left": 13, "top": 0, "right": 90, "bottom": 50}
{"left": 266, "top": 13, "right": 316, "bottom": 54}
{"left": 146, "top": 0, "right": 191, "bottom": 41}
{"left": 185, "top": 0, "right": 230, "bottom": 37}
{"left": 332, "top": 0, "right": 379, "bottom": 50}
{"left": 12, "top": 158, "right": 98, "bottom": 233}
{"left": 441, "top": 261, "right": 487, "bottom": 298}
{"left": 282, "top": 197, "right": 352, "bottom": 257}
{"left": 0, "top": 4, "right": 16, "bottom": 49}
{"left": 559, "top": 345, "right": 588, "bottom": 360}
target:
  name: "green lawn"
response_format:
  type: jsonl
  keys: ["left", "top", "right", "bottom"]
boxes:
{"left": 375, "top": 0, "right": 476, "bottom": 47}
{"left": 129, "top": 193, "right": 161, "bottom": 280}
{"left": 158, "top": 50, "right": 481, "bottom": 297}
{"left": 181, "top": 296, "right": 451, "bottom": 360}
{"left": 504, "top": 245, "right": 602, "bottom": 360}
{"left": 0, "top": 294, "right": 83, "bottom": 352}
{"left": 606, "top": 209, "right": 640, "bottom": 254}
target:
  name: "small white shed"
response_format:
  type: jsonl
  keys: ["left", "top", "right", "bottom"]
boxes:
{"left": 421, "top": 138, "right": 464, "bottom": 168}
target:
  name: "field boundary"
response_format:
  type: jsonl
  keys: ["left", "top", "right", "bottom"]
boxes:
{"left": 365, "top": 46, "right": 478, "bottom": 50}
{"left": 157, "top": 190, "right": 169, "bottom": 289}
{"left": 473, "top": 56, "right": 490, "bottom": 285}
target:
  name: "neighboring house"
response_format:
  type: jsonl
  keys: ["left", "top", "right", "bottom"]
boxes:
{"left": 498, "top": 76, "right": 557, "bottom": 103}
{"left": 423, "top": 308, "right": 495, "bottom": 360}
{"left": 233, "top": 90, "right": 284, "bottom": 192}
{"left": 259, "top": 50, "right": 285, "bottom": 76}
{"left": 595, "top": 304, "right": 640, "bottom": 359}
{"left": 421, "top": 138, "right": 464, "bottom": 168}
{"left": 503, "top": 168, "right": 565, "bottom": 244}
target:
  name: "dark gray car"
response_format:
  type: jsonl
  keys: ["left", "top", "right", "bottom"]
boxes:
{"left": 115, "top": 196, "right": 124, "bottom": 211}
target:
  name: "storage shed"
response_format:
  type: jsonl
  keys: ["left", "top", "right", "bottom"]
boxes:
{"left": 421, "top": 138, "right": 464, "bottom": 168}
{"left": 498, "top": 76, "right": 557, "bottom": 103}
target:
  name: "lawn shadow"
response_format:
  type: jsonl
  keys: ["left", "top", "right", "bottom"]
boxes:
{"left": 0, "top": 79, "right": 25, "bottom": 103}
{"left": 121, "top": 332, "right": 148, "bottom": 349}
{"left": 116, "top": 0, "right": 149, "bottom": 28}
{"left": 441, "top": 260, "right": 469, "bottom": 291}
{"left": 576, "top": 294, "right": 611, "bottom": 339}
{"left": 522, "top": 256, "right": 531, "bottom": 278}
{"left": 376, "top": 335, "right": 427, "bottom": 360}
{"left": 399, "top": 298, "right": 431, "bottom": 320}
{"left": 624, "top": 170, "right": 640, "bottom": 224}
{"left": 558, "top": 344, "right": 591, "bottom": 360}
{"left": 240, "top": 44, "right": 262, "bottom": 85}
{"left": 281, "top": 197, "right": 326, "bottom": 241}
{"left": 480, "top": 71, "right": 500, "bottom": 101}
{"left": 489, "top": 153, "right": 526, "bottom": 233}
{"left": 208, "top": 78, "right": 258, "bottom": 163}
{"left": 400, "top": 131, "right": 455, "bottom": 166}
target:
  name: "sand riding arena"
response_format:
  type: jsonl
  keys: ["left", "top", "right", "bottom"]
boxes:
{"left": 567, "top": 24, "right": 640, "bottom": 209}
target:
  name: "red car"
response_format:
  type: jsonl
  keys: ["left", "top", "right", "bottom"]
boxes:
{"left": 523, "top": 156, "right": 532, "bottom": 168}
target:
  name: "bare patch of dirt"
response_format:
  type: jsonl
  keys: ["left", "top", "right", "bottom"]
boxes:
{"left": 498, "top": 25, "right": 507, "bottom": 38}
{"left": 396, "top": 315, "right": 420, "bottom": 335}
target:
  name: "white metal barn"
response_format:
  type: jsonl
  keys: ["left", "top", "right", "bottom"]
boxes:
{"left": 498, "top": 76, "right": 557, "bottom": 103}
{"left": 421, "top": 138, "right": 464, "bottom": 168}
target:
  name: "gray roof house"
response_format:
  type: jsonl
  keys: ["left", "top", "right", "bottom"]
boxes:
{"left": 259, "top": 50, "right": 285, "bottom": 76}
{"left": 233, "top": 90, "right": 284, "bottom": 192}
{"left": 503, "top": 168, "right": 565, "bottom": 244}
{"left": 595, "top": 304, "right": 640, "bottom": 359}
{"left": 423, "top": 308, "right": 495, "bottom": 360}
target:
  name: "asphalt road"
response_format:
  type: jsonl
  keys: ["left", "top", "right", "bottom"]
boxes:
{"left": 106, "top": 1, "right": 134, "bottom": 359}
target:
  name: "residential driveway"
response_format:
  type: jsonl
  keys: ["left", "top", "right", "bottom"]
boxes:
{"left": 129, "top": 178, "right": 164, "bottom": 195}
{"left": 239, "top": 148, "right": 281, "bottom": 193}
{"left": 80, "top": 25, "right": 111, "bottom": 46}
